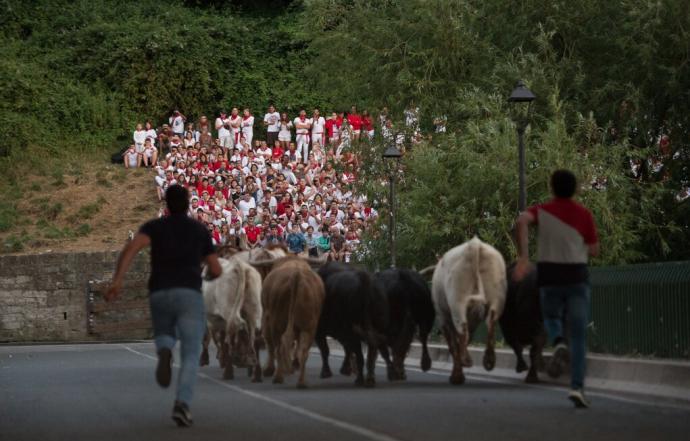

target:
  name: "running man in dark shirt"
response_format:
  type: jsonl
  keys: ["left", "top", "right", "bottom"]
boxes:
{"left": 514, "top": 169, "right": 599, "bottom": 409}
{"left": 106, "top": 185, "right": 222, "bottom": 427}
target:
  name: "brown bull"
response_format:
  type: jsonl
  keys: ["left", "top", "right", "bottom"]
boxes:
{"left": 258, "top": 257, "right": 325, "bottom": 389}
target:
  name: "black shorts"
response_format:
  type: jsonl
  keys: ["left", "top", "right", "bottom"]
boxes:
{"left": 267, "top": 131, "right": 278, "bottom": 147}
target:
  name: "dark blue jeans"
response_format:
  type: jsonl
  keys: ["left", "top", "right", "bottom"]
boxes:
{"left": 540, "top": 283, "right": 590, "bottom": 390}
{"left": 149, "top": 288, "right": 205, "bottom": 404}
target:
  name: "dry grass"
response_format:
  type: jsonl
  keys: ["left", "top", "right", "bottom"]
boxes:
{"left": 0, "top": 164, "right": 160, "bottom": 254}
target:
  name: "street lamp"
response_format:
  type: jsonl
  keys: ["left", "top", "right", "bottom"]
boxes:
{"left": 508, "top": 80, "right": 536, "bottom": 212}
{"left": 382, "top": 142, "right": 402, "bottom": 268}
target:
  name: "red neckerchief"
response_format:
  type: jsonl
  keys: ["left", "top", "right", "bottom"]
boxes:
{"left": 243, "top": 114, "right": 251, "bottom": 121}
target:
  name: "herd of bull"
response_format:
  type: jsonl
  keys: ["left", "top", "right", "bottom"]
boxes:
{"left": 200, "top": 236, "right": 546, "bottom": 388}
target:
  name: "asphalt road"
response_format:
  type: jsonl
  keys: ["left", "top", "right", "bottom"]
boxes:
{"left": 1, "top": 342, "right": 688, "bottom": 441}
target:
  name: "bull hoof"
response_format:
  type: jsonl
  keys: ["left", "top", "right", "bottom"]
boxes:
{"left": 516, "top": 359, "right": 528, "bottom": 373}
{"left": 421, "top": 353, "right": 432, "bottom": 372}
{"left": 461, "top": 353, "right": 473, "bottom": 368}
{"left": 251, "top": 376, "right": 263, "bottom": 383}
{"left": 400, "top": 371, "right": 407, "bottom": 381}
{"left": 320, "top": 367, "right": 333, "bottom": 379}
{"left": 223, "top": 370, "right": 234, "bottom": 380}
{"left": 340, "top": 365, "right": 352, "bottom": 376}
{"left": 364, "top": 377, "right": 376, "bottom": 388}
{"left": 200, "top": 352, "right": 209, "bottom": 367}
{"left": 483, "top": 349, "right": 496, "bottom": 371}
{"left": 449, "top": 372, "right": 465, "bottom": 385}
{"left": 292, "top": 358, "right": 300, "bottom": 370}
{"left": 525, "top": 371, "right": 539, "bottom": 384}
{"left": 354, "top": 376, "right": 365, "bottom": 387}
{"left": 296, "top": 382, "right": 308, "bottom": 390}
{"left": 272, "top": 376, "right": 284, "bottom": 384}
{"left": 263, "top": 366, "right": 275, "bottom": 377}
{"left": 247, "top": 366, "right": 253, "bottom": 377}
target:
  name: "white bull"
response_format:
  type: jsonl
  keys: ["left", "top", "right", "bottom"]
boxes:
{"left": 201, "top": 257, "right": 263, "bottom": 382}
{"left": 431, "top": 236, "right": 507, "bottom": 384}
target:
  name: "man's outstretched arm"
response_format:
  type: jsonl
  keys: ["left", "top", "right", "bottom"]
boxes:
{"left": 105, "top": 233, "right": 151, "bottom": 302}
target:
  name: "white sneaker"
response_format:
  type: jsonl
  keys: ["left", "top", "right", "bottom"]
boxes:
{"left": 568, "top": 389, "right": 590, "bottom": 409}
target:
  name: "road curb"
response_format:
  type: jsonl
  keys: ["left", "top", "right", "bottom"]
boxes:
{"left": 326, "top": 339, "right": 690, "bottom": 404}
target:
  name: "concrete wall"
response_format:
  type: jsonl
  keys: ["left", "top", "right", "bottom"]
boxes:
{"left": 0, "top": 251, "right": 150, "bottom": 342}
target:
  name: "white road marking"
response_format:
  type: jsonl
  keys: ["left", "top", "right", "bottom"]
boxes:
{"left": 121, "top": 344, "right": 405, "bottom": 441}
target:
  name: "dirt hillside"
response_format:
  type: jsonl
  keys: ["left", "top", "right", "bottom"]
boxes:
{"left": 0, "top": 165, "right": 160, "bottom": 255}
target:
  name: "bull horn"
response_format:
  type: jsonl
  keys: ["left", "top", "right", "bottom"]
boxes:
{"left": 302, "top": 255, "right": 328, "bottom": 267}
{"left": 248, "top": 258, "right": 277, "bottom": 268}
{"left": 418, "top": 265, "right": 436, "bottom": 276}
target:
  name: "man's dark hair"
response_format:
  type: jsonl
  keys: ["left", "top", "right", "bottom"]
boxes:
{"left": 166, "top": 185, "right": 190, "bottom": 214}
{"left": 550, "top": 169, "right": 577, "bottom": 198}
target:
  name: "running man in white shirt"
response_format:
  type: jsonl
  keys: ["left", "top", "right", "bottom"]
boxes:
{"left": 241, "top": 108, "right": 254, "bottom": 147}
{"left": 263, "top": 105, "right": 281, "bottom": 148}
{"left": 293, "top": 109, "right": 312, "bottom": 164}
{"left": 215, "top": 110, "right": 232, "bottom": 150}
{"left": 311, "top": 108, "right": 326, "bottom": 159}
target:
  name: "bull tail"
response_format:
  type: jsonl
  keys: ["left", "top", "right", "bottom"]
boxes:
{"left": 452, "top": 237, "right": 486, "bottom": 336}
{"left": 279, "top": 272, "right": 300, "bottom": 373}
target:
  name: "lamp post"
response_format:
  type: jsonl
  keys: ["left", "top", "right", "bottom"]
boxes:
{"left": 382, "top": 142, "right": 402, "bottom": 268}
{"left": 508, "top": 80, "right": 536, "bottom": 212}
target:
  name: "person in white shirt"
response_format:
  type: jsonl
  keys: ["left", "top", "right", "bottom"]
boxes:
{"left": 142, "top": 138, "right": 158, "bottom": 168}
{"left": 123, "top": 145, "right": 140, "bottom": 169}
{"left": 237, "top": 192, "right": 256, "bottom": 216}
{"left": 144, "top": 120, "right": 157, "bottom": 148}
{"left": 257, "top": 140, "right": 272, "bottom": 161}
{"left": 169, "top": 110, "right": 186, "bottom": 136}
{"left": 133, "top": 123, "right": 147, "bottom": 154}
{"left": 228, "top": 107, "right": 242, "bottom": 147}
{"left": 310, "top": 108, "right": 326, "bottom": 157}
{"left": 293, "top": 109, "right": 312, "bottom": 164}
{"left": 263, "top": 105, "right": 281, "bottom": 148}
{"left": 215, "top": 110, "right": 232, "bottom": 150}
{"left": 278, "top": 112, "right": 293, "bottom": 149}
{"left": 241, "top": 108, "right": 255, "bottom": 147}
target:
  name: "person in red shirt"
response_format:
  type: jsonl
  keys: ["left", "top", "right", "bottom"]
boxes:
{"left": 325, "top": 112, "right": 338, "bottom": 150}
{"left": 514, "top": 169, "right": 599, "bottom": 408}
{"left": 272, "top": 142, "right": 285, "bottom": 162}
{"left": 347, "top": 105, "right": 362, "bottom": 141}
{"left": 243, "top": 217, "right": 262, "bottom": 249}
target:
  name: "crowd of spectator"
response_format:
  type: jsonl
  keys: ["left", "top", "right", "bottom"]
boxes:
{"left": 125, "top": 105, "right": 410, "bottom": 261}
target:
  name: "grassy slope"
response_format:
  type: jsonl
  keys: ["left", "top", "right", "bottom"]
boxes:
{"left": 0, "top": 160, "right": 159, "bottom": 255}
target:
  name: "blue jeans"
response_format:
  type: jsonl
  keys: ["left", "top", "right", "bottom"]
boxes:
{"left": 149, "top": 288, "right": 205, "bottom": 404}
{"left": 540, "top": 283, "right": 590, "bottom": 390}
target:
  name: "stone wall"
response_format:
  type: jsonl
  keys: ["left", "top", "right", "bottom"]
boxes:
{"left": 0, "top": 251, "right": 150, "bottom": 342}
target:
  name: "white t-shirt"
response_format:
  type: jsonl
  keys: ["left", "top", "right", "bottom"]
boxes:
{"left": 133, "top": 130, "right": 147, "bottom": 147}
{"left": 241, "top": 116, "right": 255, "bottom": 135}
{"left": 264, "top": 112, "right": 281, "bottom": 132}
{"left": 145, "top": 129, "right": 157, "bottom": 144}
{"left": 171, "top": 115, "right": 185, "bottom": 134}
{"left": 311, "top": 116, "right": 326, "bottom": 134}
{"left": 293, "top": 117, "right": 312, "bottom": 135}
{"left": 216, "top": 117, "right": 230, "bottom": 138}
{"left": 228, "top": 115, "right": 242, "bottom": 135}
{"left": 257, "top": 147, "right": 272, "bottom": 158}
{"left": 238, "top": 197, "right": 256, "bottom": 216}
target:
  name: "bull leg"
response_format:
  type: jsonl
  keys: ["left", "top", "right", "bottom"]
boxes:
{"left": 460, "top": 325, "right": 473, "bottom": 368}
{"left": 377, "top": 343, "right": 396, "bottom": 381}
{"left": 296, "top": 331, "right": 312, "bottom": 389}
{"left": 340, "top": 348, "right": 353, "bottom": 376}
{"left": 251, "top": 334, "right": 263, "bottom": 383}
{"left": 200, "top": 328, "right": 210, "bottom": 367}
{"left": 420, "top": 336, "right": 432, "bottom": 372}
{"left": 364, "top": 344, "right": 378, "bottom": 388}
{"left": 351, "top": 342, "right": 365, "bottom": 387}
{"left": 513, "top": 344, "right": 528, "bottom": 373}
{"left": 292, "top": 342, "right": 300, "bottom": 372}
{"left": 215, "top": 330, "right": 226, "bottom": 368}
{"left": 483, "top": 310, "right": 497, "bottom": 371}
{"left": 443, "top": 325, "right": 465, "bottom": 385}
{"left": 263, "top": 329, "right": 276, "bottom": 378}
{"left": 222, "top": 336, "right": 235, "bottom": 380}
{"left": 315, "top": 335, "right": 333, "bottom": 379}
{"left": 526, "top": 331, "right": 547, "bottom": 384}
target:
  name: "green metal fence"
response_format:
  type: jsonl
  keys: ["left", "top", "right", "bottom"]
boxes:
{"left": 588, "top": 261, "right": 690, "bottom": 359}
{"left": 464, "top": 261, "right": 690, "bottom": 359}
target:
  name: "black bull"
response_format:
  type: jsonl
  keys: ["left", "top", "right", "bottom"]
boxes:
{"left": 500, "top": 264, "right": 546, "bottom": 383}
{"left": 315, "top": 263, "right": 436, "bottom": 385}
